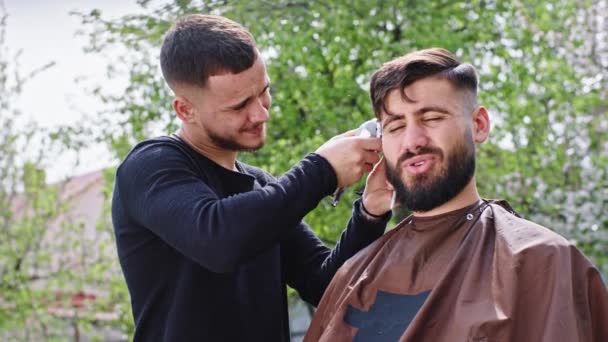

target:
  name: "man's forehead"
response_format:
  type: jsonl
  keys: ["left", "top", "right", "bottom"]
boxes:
{"left": 383, "top": 78, "right": 470, "bottom": 114}
{"left": 401, "top": 77, "right": 455, "bottom": 97}
{"left": 206, "top": 59, "right": 268, "bottom": 92}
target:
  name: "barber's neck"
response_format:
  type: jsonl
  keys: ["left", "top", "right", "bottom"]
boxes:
{"left": 413, "top": 179, "right": 481, "bottom": 217}
{"left": 178, "top": 128, "right": 238, "bottom": 171}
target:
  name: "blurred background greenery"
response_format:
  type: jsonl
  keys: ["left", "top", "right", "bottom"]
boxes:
{"left": 1, "top": 0, "right": 606, "bottom": 340}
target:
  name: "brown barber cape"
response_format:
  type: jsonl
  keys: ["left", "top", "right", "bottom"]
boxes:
{"left": 305, "top": 200, "right": 608, "bottom": 342}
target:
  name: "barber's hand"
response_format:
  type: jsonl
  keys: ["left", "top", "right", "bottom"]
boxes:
{"left": 315, "top": 130, "right": 382, "bottom": 189}
{"left": 362, "top": 158, "right": 395, "bottom": 216}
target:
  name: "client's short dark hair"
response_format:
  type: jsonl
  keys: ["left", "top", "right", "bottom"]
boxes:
{"left": 370, "top": 48, "right": 478, "bottom": 118}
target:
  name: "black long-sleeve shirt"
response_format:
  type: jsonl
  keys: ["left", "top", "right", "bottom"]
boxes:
{"left": 111, "top": 135, "right": 389, "bottom": 341}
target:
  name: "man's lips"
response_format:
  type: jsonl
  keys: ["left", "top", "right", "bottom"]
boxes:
{"left": 401, "top": 154, "right": 438, "bottom": 175}
{"left": 242, "top": 124, "right": 264, "bottom": 136}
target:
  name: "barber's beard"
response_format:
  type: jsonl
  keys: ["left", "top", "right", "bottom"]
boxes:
{"left": 385, "top": 136, "right": 476, "bottom": 212}
{"left": 208, "top": 124, "right": 265, "bottom": 152}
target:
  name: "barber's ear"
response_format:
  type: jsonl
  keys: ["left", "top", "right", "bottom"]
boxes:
{"left": 173, "top": 96, "right": 195, "bottom": 123}
{"left": 471, "top": 106, "right": 490, "bottom": 143}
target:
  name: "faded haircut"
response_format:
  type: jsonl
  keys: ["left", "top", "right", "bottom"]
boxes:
{"left": 160, "top": 14, "right": 257, "bottom": 90}
{"left": 370, "top": 48, "right": 478, "bottom": 118}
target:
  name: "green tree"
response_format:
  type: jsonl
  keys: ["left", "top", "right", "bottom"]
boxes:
{"left": 75, "top": 0, "right": 607, "bottom": 333}
{"left": 0, "top": 2, "right": 129, "bottom": 340}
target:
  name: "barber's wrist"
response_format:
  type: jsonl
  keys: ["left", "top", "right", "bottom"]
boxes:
{"left": 360, "top": 200, "right": 388, "bottom": 220}
{"left": 307, "top": 153, "right": 338, "bottom": 195}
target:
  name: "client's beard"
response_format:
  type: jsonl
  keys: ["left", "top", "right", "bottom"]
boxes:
{"left": 385, "top": 137, "right": 476, "bottom": 212}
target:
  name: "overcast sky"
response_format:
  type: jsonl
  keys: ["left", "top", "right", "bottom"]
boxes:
{"left": 4, "top": 0, "right": 143, "bottom": 182}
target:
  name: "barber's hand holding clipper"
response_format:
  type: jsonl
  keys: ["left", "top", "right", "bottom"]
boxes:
{"left": 315, "top": 127, "right": 382, "bottom": 194}
{"left": 327, "top": 120, "right": 384, "bottom": 206}
{"left": 319, "top": 119, "right": 396, "bottom": 216}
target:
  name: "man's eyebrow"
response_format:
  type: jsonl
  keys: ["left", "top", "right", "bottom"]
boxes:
{"left": 413, "top": 106, "right": 451, "bottom": 116}
{"left": 226, "top": 82, "right": 270, "bottom": 110}
{"left": 382, "top": 110, "right": 403, "bottom": 127}
{"left": 382, "top": 105, "right": 452, "bottom": 126}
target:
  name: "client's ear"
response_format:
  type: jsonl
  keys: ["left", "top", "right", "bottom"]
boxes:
{"left": 472, "top": 106, "right": 490, "bottom": 143}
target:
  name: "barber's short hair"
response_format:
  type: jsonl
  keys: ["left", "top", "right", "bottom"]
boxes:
{"left": 160, "top": 14, "right": 257, "bottom": 89}
{"left": 370, "top": 48, "right": 478, "bottom": 117}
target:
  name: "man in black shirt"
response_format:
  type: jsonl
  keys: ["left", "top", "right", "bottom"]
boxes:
{"left": 111, "top": 14, "right": 394, "bottom": 341}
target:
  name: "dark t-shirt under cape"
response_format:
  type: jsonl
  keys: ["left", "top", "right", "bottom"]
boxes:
{"left": 305, "top": 200, "right": 608, "bottom": 342}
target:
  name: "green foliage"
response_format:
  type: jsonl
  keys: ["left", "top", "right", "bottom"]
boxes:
{"left": 0, "top": 4, "right": 127, "bottom": 340}
{"left": 72, "top": 0, "right": 606, "bottom": 333}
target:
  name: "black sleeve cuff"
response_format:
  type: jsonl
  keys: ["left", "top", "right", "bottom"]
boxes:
{"left": 306, "top": 153, "right": 338, "bottom": 196}
{"left": 352, "top": 198, "right": 391, "bottom": 227}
